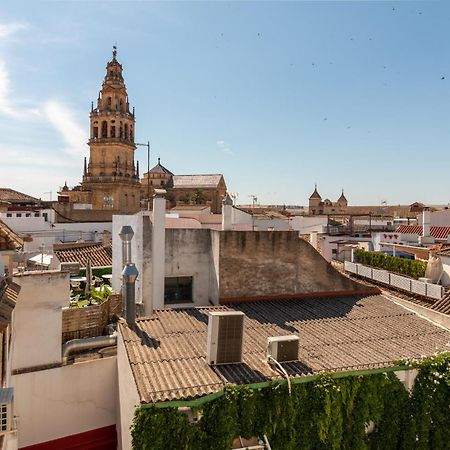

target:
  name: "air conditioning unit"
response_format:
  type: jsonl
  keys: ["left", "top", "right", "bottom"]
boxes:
{"left": 0, "top": 387, "right": 14, "bottom": 434}
{"left": 267, "top": 335, "right": 299, "bottom": 363}
{"left": 207, "top": 311, "right": 245, "bottom": 365}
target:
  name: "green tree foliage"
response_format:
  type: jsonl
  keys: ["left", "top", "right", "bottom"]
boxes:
{"left": 131, "top": 353, "right": 450, "bottom": 450}
{"left": 354, "top": 250, "right": 426, "bottom": 279}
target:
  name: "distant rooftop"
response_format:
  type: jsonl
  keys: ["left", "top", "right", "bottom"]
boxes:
{"left": 396, "top": 225, "right": 450, "bottom": 240}
{"left": 172, "top": 174, "right": 223, "bottom": 189}
{"left": 0, "top": 188, "right": 39, "bottom": 204}
{"left": 54, "top": 242, "right": 112, "bottom": 268}
{"left": 0, "top": 220, "right": 23, "bottom": 251}
{"left": 120, "top": 294, "right": 450, "bottom": 403}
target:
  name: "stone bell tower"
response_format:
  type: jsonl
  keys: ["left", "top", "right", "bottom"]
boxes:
{"left": 82, "top": 46, "right": 141, "bottom": 213}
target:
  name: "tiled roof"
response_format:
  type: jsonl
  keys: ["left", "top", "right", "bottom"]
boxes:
{"left": 396, "top": 225, "right": 450, "bottom": 240}
{"left": 54, "top": 242, "right": 112, "bottom": 268}
{"left": 172, "top": 175, "right": 224, "bottom": 189}
{"left": 0, "top": 278, "right": 20, "bottom": 332}
{"left": 309, "top": 188, "right": 321, "bottom": 199}
{"left": 120, "top": 294, "right": 450, "bottom": 404}
{"left": 0, "top": 220, "right": 23, "bottom": 251}
{"left": 148, "top": 159, "right": 173, "bottom": 175}
{"left": 0, "top": 188, "right": 39, "bottom": 203}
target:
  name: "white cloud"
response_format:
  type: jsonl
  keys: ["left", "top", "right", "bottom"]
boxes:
{"left": 43, "top": 100, "right": 88, "bottom": 158}
{"left": 216, "top": 139, "right": 233, "bottom": 155}
{"left": 0, "top": 22, "right": 27, "bottom": 40}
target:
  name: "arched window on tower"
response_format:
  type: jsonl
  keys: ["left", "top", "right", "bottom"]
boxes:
{"left": 130, "top": 126, "right": 133, "bottom": 141}
{"left": 124, "top": 124, "right": 129, "bottom": 140}
{"left": 93, "top": 127, "right": 98, "bottom": 139}
{"left": 101, "top": 121, "right": 107, "bottom": 138}
{"left": 119, "top": 123, "right": 123, "bottom": 138}
{"left": 107, "top": 97, "right": 112, "bottom": 108}
{"left": 119, "top": 100, "right": 123, "bottom": 111}
{"left": 110, "top": 125, "right": 116, "bottom": 138}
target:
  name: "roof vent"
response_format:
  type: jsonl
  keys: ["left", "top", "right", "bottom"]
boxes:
{"left": 267, "top": 335, "right": 299, "bottom": 363}
{"left": 207, "top": 311, "right": 245, "bottom": 365}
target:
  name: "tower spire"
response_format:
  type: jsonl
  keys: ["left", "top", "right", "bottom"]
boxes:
{"left": 112, "top": 44, "right": 117, "bottom": 61}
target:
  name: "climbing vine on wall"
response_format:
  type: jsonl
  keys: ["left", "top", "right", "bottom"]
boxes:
{"left": 131, "top": 353, "right": 450, "bottom": 450}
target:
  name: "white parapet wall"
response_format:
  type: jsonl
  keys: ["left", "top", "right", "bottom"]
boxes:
{"left": 12, "top": 357, "right": 117, "bottom": 448}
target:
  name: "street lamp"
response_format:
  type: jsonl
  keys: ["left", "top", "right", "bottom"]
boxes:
{"left": 136, "top": 141, "right": 150, "bottom": 211}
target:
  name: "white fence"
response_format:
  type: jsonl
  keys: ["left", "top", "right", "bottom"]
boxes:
{"left": 344, "top": 261, "right": 444, "bottom": 300}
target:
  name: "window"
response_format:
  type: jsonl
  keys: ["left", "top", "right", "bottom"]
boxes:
{"left": 111, "top": 126, "right": 116, "bottom": 138}
{"left": 101, "top": 121, "right": 107, "bottom": 138}
{"left": 43, "top": 213, "right": 48, "bottom": 221}
{"left": 164, "top": 277, "right": 193, "bottom": 304}
{"left": 6, "top": 213, "right": 11, "bottom": 218}
{"left": 34, "top": 213, "right": 40, "bottom": 217}
{"left": 16, "top": 213, "right": 21, "bottom": 218}
{"left": 26, "top": 213, "right": 31, "bottom": 217}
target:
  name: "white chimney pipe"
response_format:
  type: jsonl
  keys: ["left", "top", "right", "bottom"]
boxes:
{"left": 149, "top": 189, "right": 166, "bottom": 314}
{"left": 222, "top": 204, "right": 233, "bottom": 231}
{"left": 422, "top": 209, "right": 431, "bottom": 237}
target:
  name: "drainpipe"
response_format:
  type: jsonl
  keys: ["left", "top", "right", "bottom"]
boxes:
{"left": 62, "top": 334, "right": 117, "bottom": 364}
{"left": 122, "top": 262, "right": 138, "bottom": 325}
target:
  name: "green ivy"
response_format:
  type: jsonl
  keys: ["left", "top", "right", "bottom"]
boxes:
{"left": 131, "top": 353, "right": 450, "bottom": 450}
{"left": 354, "top": 249, "right": 426, "bottom": 279}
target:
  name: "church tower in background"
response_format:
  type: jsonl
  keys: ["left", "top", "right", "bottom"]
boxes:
{"left": 57, "top": 48, "right": 141, "bottom": 220}
{"left": 83, "top": 47, "right": 140, "bottom": 212}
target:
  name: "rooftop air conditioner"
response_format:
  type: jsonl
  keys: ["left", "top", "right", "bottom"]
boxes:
{"left": 267, "top": 335, "right": 299, "bottom": 363}
{"left": 207, "top": 311, "right": 245, "bottom": 365}
{"left": 0, "top": 387, "right": 13, "bottom": 434}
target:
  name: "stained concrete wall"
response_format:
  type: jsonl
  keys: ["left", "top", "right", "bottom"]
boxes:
{"left": 12, "top": 271, "right": 69, "bottom": 371}
{"left": 142, "top": 220, "right": 218, "bottom": 309}
{"left": 218, "top": 231, "right": 368, "bottom": 300}
{"left": 12, "top": 357, "right": 117, "bottom": 448}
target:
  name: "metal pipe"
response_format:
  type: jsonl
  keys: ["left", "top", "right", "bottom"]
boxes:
{"left": 62, "top": 334, "right": 117, "bottom": 363}
{"left": 122, "top": 263, "right": 139, "bottom": 325}
{"left": 119, "top": 225, "right": 134, "bottom": 266}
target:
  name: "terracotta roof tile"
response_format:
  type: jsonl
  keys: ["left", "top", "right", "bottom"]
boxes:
{"left": 54, "top": 242, "right": 112, "bottom": 268}
{"left": 396, "top": 225, "right": 450, "bottom": 240}
{"left": 0, "top": 188, "right": 39, "bottom": 203}
{"left": 0, "top": 278, "right": 20, "bottom": 332}
{"left": 172, "top": 175, "right": 224, "bottom": 189}
{"left": 0, "top": 220, "right": 23, "bottom": 251}
{"left": 120, "top": 295, "right": 450, "bottom": 403}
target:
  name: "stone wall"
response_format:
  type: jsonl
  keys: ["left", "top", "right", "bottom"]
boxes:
{"left": 218, "top": 231, "right": 371, "bottom": 301}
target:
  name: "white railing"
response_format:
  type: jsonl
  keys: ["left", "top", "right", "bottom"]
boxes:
{"left": 344, "top": 261, "right": 444, "bottom": 300}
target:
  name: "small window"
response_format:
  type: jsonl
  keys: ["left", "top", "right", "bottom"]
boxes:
{"left": 43, "top": 213, "right": 48, "bottom": 221}
{"left": 164, "top": 277, "right": 193, "bottom": 304}
{"left": 26, "top": 213, "right": 31, "bottom": 217}
{"left": 16, "top": 213, "right": 21, "bottom": 218}
{"left": 34, "top": 213, "right": 40, "bottom": 217}
{"left": 6, "top": 213, "right": 12, "bottom": 218}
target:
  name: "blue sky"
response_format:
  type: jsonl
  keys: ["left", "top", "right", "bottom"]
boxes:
{"left": 0, "top": 0, "right": 449, "bottom": 206}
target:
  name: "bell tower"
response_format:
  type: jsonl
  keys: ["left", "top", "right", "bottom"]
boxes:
{"left": 82, "top": 47, "right": 140, "bottom": 213}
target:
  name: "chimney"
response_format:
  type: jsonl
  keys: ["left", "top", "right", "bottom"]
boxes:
{"left": 148, "top": 189, "right": 166, "bottom": 315}
{"left": 101, "top": 230, "right": 111, "bottom": 247}
{"left": 419, "top": 208, "right": 434, "bottom": 245}
{"left": 119, "top": 225, "right": 135, "bottom": 319}
{"left": 422, "top": 209, "right": 431, "bottom": 237}
{"left": 222, "top": 204, "right": 233, "bottom": 231}
{"left": 122, "top": 263, "right": 138, "bottom": 326}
